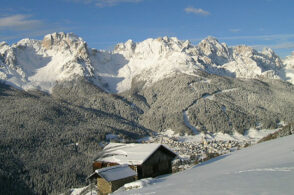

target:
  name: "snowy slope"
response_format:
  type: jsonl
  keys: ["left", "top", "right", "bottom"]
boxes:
{"left": 115, "top": 134, "right": 294, "bottom": 195}
{"left": 0, "top": 32, "right": 291, "bottom": 93}
{"left": 283, "top": 53, "right": 294, "bottom": 84}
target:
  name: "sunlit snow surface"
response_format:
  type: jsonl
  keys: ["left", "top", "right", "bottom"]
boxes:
{"left": 115, "top": 134, "right": 294, "bottom": 195}
{"left": 70, "top": 185, "right": 97, "bottom": 195}
{"left": 283, "top": 54, "right": 294, "bottom": 84}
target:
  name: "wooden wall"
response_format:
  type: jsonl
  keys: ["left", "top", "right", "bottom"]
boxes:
{"left": 97, "top": 177, "right": 111, "bottom": 195}
{"left": 111, "top": 176, "right": 136, "bottom": 192}
{"left": 97, "top": 176, "right": 135, "bottom": 194}
{"left": 140, "top": 146, "right": 175, "bottom": 178}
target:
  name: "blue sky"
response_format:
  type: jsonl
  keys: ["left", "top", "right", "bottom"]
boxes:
{"left": 1, "top": 0, "right": 294, "bottom": 57}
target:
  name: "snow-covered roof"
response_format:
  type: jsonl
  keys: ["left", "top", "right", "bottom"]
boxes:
{"left": 95, "top": 143, "right": 177, "bottom": 165}
{"left": 95, "top": 164, "right": 136, "bottom": 182}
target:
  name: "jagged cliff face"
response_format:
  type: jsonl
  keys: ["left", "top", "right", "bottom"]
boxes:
{"left": 0, "top": 32, "right": 290, "bottom": 93}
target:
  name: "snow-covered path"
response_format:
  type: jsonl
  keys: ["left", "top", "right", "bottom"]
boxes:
{"left": 182, "top": 111, "right": 199, "bottom": 134}
{"left": 202, "top": 88, "right": 238, "bottom": 100}
{"left": 115, "top": 134, "right": 294, "bottom": 195}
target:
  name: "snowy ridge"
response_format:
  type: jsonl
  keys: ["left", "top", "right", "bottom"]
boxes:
{"left": 0, "top": 32, "right": 292, "bottom": 93}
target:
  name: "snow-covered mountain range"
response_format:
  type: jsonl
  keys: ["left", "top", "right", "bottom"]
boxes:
{"left": 0, "top": 32, "right": 293, "bottom": 93}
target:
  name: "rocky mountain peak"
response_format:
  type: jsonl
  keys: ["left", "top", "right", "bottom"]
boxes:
{"left": 0, "top": 41, "right": 8, "bottom": 47}
{"left": 199, "top": 36, "right": 219, "bottom": 43}
{"left": 115, "top": 39, "right": 136, "bottom": 50}
{"left": 114, "top": 39, "right": 136, "bottom": 58}
{"left": 115, "top": 36, "right": 185, "bottom": 55}
{"left": 42, "top": 32, "right": 90, "bottom": 65}
{"left": 42, "top": 32, "right": 86, "bottom": 52}
{"left": 198, "top": 36, "right": 230, "bottom": 65}
{"left": 284, "top": 52, "right": 294, "bottom": 67}
{"left": 261, "top": 48, "right": 283, "bottom": 68}
{"left": 262, "top": 47, "right": 274, "bottom": 56}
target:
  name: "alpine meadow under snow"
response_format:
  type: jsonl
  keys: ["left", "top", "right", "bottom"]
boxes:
{"left": 1, "top": 32, "right": 294, "bottom": 194}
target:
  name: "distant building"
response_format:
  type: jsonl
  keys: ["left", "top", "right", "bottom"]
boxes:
{"left": 93, "top": 143, "right": 177, "bottom": 179}
{"left": 88, "top": 164, "right": 136, "bottom": 194}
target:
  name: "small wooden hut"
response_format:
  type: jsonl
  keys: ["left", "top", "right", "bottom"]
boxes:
{"left": 93, "top": 143, "right": 177, "bottom": 179}
{"left": 88, "top": 164, "right": 136, "bottom": 194}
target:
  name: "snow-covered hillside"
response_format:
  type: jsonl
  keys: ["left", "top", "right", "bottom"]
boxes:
{"left": 0, "top": 32, "right": 292, "bottom": 93}
{"left": 115, "top": 134, "right": 294, "bottom": 195}
{"left": 283, "top": 52, "right": 294, "bottom": 84}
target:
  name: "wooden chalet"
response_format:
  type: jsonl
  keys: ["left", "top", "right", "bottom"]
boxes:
{"left": 88, "top": 164, "right": 136, "bottom": 194}
{"left": 93, "top": 143, "right": 177, "bottom": 179}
